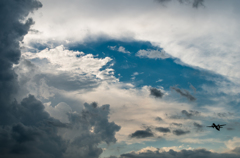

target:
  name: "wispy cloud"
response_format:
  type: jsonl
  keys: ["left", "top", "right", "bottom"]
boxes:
{"left": 136, "top": 49, "right": 169, "bottom": 59}
{"left": 171, "top": 86, "right": 196, "bottom": 101}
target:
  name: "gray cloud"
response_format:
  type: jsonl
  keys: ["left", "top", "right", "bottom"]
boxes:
{"left": 227, "top": 128, "right": 234, "bottom": 131}
{"left": 172, "top": 129, "right": 190, "bottom": 136}
{"left": 118, "top": 147, "right": 240, "bottom": 158}
{"left": 156, "top": 0, "right": 204, "bottom": 8}
{"left": 0, "top": 95, "right": 67, "bottom": 158}
{"left": 155, "top": 127, "right": 171, "bottom": 133}
{"left": 129, "top": 128, "right": 154, "bottom": 138}
{"left": 193, "top": 122, "right": 203, "bottom": 132}
{"left": 150, "top": 87, "right": 164, "bottom": 98}
{"left": 171, "top": 123, "right": 182, "bottom": 127}
{"left": 171, "top": 86, "right": 196, "bottom": 101}
{"left": 217, "top": 112, "right": 234, "bottom": 118}
{"left": 169, "top": 110, "right": 200, "bottom": 120}
{"left": 155, "top": 117, "right": 163, "bottom": 121}
{"left": 63, "top": 102, "right": 121, "bottom": 158}
{"left": 182, "top": 110, "right": 200, "bottom": 118}
{"left": 188, "top": 82, "right": 196, "bottom": 93}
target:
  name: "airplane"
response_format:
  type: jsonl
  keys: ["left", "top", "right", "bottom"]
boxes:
{"left": 207, "top": 123, "right": 226, "bottom": 131}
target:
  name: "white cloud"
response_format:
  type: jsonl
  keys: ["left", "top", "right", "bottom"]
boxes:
{"left": 108, "top": 45, "right": 130, "bottom": 54}
{"left": 136, "top": 49, "right": 170, "bottom": 59}
{"left": 225, "top": 137, "right": 240, "bottom": 150}
{"left": 181, "top": 138, "right": 222, "bottom": 144}
{"left": 118, "top": 46, "right": 130, "bottom": 54}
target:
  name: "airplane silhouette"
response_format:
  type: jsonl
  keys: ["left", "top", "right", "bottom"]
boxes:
{"left": 207, "top": 123, "right": 226, "bottom": 131}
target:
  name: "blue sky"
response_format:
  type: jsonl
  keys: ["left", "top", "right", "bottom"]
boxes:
{"left": 2, "top": 0, "right": 240, "bottom": 158}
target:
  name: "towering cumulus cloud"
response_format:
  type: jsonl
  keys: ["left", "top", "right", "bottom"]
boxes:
{"left": 0, "top": 1, "right": 120, "bottom": 158}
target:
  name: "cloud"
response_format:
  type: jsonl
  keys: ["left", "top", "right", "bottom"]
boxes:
{"left": 155, "top": 0, "right": 204, "bottom": 8}
{"left": 225, "top": 137, "right": 240, "bottom": 150}
{"left": 129, "top": 128, "right": 154, "bottom": 138}
{"left": 155, "top": 117, "right": 163, "bottom": 121}
{"left": 171, "top": 123, "right": 182, "bottom": 127}
{"left": 118, "top": 46, "right": 130, "bottom": 54}
{"left": 217, "top": 112, "right": 234, "bottom": 118}
{"left": 193, "top": 122, "right": 203, "bottom": 132}
{"left": 172, "top": 129, "right": 190, "bottom": 136}
{"left": 118, "top": 147, "right": 240, "bottom": 158}
{"left": 136, "top": 49, "right": 169, "bottom": 59}
{"left": 155, "top": 127, "right": 171, "bottom": 133}
{"left": 23, "top": 0, "right": 240, "bottom": 87}
{"left": 171, "top": 86, "right": 196, "bottom": 101}
{"left": 149, "top": 87, "right": 164, "bottom": 98}
{"left": 108, "top": 45, "right": 130, "bottom": 54}
{"left": 0, "top": 95, "right": 67, "bottom": 158}
{"left": 62, "top": 102, "right": 121, "bottom": 158}
{"left": 0, "top": 1, "right": 121, "bottom": 157}
{"left": 181, "top": 110, "right": 200, "bottom": 118}
{"left": 188, "top": 82, "right": 196, "bottom": 93}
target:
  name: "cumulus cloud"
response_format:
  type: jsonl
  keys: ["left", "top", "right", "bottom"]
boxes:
{"left": 171, "top": 86, "right": 196, "bottom": 101}
{"left": 149, "top": 87, "right": 164, "bottom": 98}
{"left": 61, "top": 102, "right": 121, "bottom": 158}
{"left": 0, "top": 1, "right": 121, "bottom": 158}
{"left": 136, "top": 49, "right": 170, "bottom": 59}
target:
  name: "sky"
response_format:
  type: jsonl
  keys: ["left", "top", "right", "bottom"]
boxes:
{"left": 1, "top": 0, "right": 240, "bottom": 158}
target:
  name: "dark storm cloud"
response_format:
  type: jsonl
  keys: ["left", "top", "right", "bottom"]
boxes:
{"left": 155, "top": 127, "right": 171, "bottom": 133}
{"left": 0, "top": 95, "right": 67, "bottom": 158}
{"left": 171, "top": 86, "right": 196, "bottom": 101}
{"left": 181, "top": 110, "right": 200, "bottom": 118}
{"left": 150, "top": 87, "right": 164, "bottom": 98}
{"left": 193, "top": 122, "right": 203, "bottom": 132}
{"left": 130, "top": 128, "right": 154, "bottom": 138}
{"left": 118, "top": 148, "right": 240, "bottom": 158}
{"left": 0, "top": 1, "right": 121, "bottom": 158}
{"left": 156, "top": 0, "right": 204, "bottom": 8}
{"left": 172, "top": 129, "right": 190, "bottom": 136}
